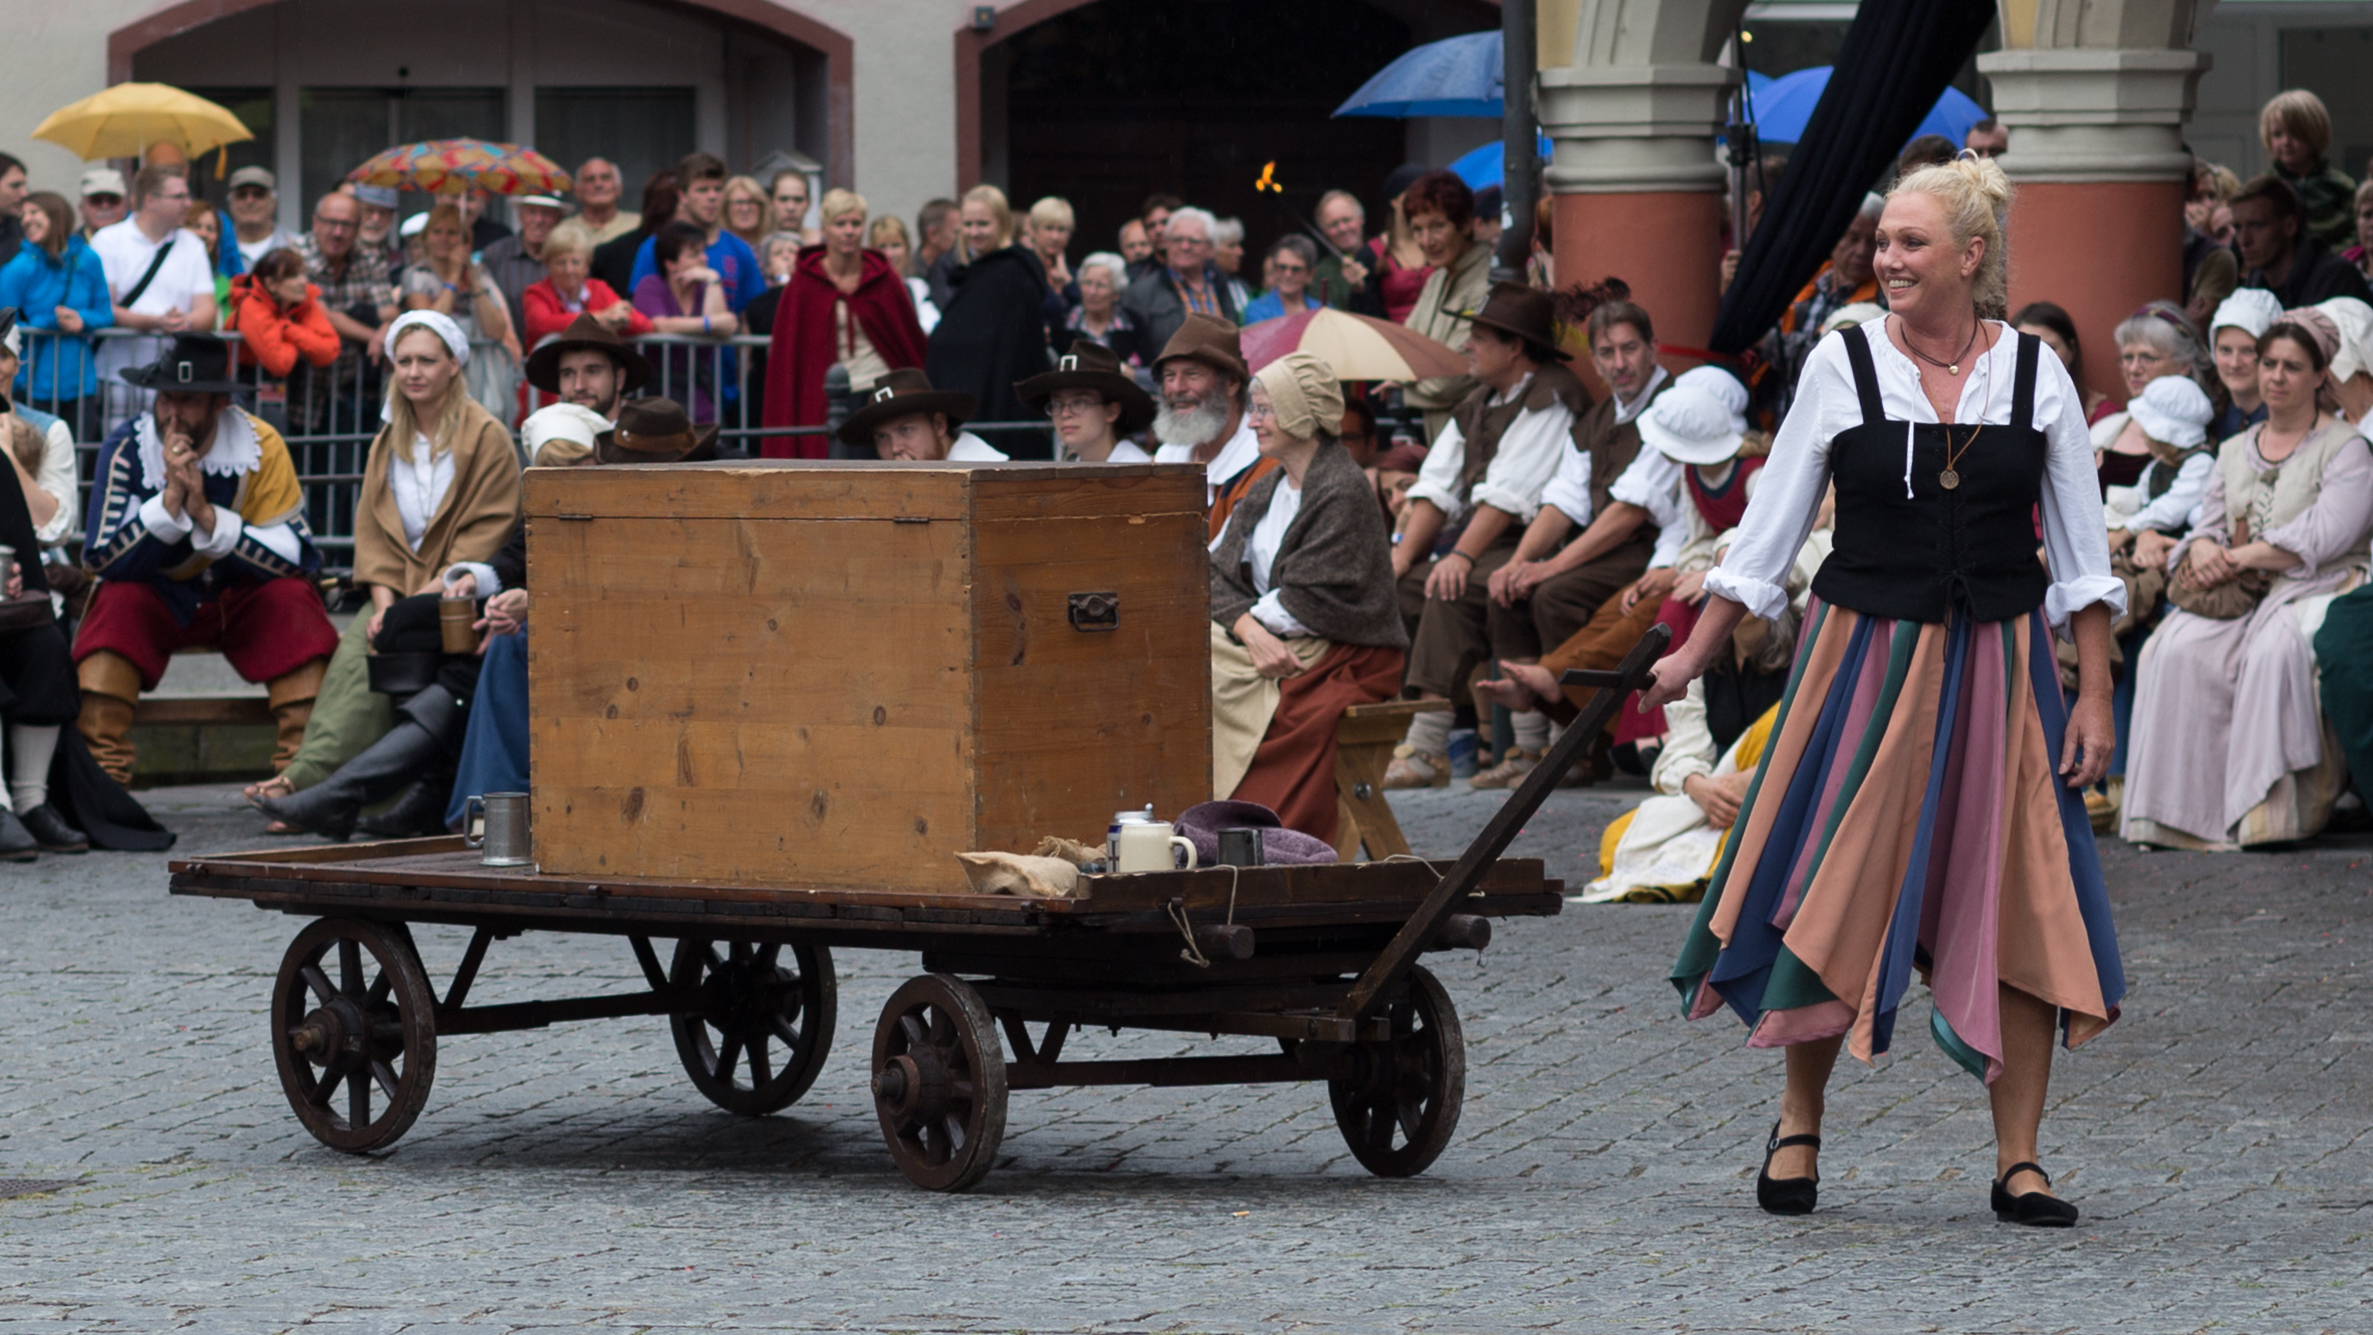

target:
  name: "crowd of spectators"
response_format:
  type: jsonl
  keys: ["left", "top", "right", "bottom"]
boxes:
{"left": 4, "top": 84, "right": 2373, "bottom": 865}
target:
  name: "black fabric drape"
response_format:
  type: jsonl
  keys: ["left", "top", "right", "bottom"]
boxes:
{"left": 1710, "top": 0, "right": 1996, "bottom": 355}
{"left": 0, "top": 444, "right": 173, "bottom": 850}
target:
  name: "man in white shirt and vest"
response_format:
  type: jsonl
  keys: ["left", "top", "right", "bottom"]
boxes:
{"left": 1383, "top": 284, "right": 1594, "bottom": 790}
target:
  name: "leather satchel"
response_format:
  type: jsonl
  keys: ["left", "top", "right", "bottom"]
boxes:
{"left": 2166, "top": 518, "right": 2273, "bottom": 621}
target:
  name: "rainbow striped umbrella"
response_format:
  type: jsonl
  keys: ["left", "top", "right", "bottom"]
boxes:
{"left": 345, "top": 139, "right": 572, "bottom": 196}
{"left": 1239, "top": 307, "right": 1468, "bottom": 383}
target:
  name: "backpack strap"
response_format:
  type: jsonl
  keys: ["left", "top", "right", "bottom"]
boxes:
{"left": 2011, "top": 329, "right": 2040, "bottom": 433}
{"left": 1839, "top": 322, "right": 1887, "bottom": 426}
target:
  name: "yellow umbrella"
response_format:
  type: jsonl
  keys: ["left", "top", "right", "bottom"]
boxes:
{"left": 32, "top": 83, "right": 254, "bottom": 162}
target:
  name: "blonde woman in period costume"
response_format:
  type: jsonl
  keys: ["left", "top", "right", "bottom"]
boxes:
{"left": 1644, "top": 156, "right": 2125, "bottom": 1227}
{"left": 2121, "top": 307, "right": 2373, "bottom": 849}
{"left": 1209, "top": 352, "right": 1407, "bottom": 846}
{"left": 248, "top": 311, "right": 521, "bottom": 824}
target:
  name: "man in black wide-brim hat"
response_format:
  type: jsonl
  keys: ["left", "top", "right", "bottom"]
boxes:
{"left": 73, "top": 333, "right": 338, "bottom": 788}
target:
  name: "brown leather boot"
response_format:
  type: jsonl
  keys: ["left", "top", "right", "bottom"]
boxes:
{"left": 76, "top": 651, "right": 145, "bottom": 787}
{"left": 266, "top": 658, "right": 329, "bottom": 774}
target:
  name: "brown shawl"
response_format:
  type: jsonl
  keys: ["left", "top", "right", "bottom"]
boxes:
{"left": 1210, "top": 440, "right": 1407, "bottom": 649}
{"left": 355, "top": 394, "right": 523, "bottom": 594}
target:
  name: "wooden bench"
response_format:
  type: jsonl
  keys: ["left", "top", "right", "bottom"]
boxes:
{"left": 132, "top": 695, "right": 273, "bottom": 726}
{"left": 128, "top": 648, "right": 274, "bottom": 726}
{"left": 1332, "top": 699, "right": 1451, "bottom": 862}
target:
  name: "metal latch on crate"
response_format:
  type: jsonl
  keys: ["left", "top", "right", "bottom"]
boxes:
{"left": 1067, "top": 592, "right": 1119, "bottom": 632}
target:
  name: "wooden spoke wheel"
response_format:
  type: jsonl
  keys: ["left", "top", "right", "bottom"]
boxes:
{"left": 869, "top": 974, "right": 1007, "bottom": 1192}
{"left": 669, "top": 939, "right": 837, "bottom": 1116}
{"left": 1329, "top": 964, "right": 1465, "bottom": 1178}
{"left": 271, "top": 917, "right": 438, "bottom": 1154}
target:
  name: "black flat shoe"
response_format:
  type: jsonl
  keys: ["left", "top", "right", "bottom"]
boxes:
{"left": 0, "top": 808, "right": 36, "bottom": 862}
{"left": 18, "top": 805, "right": 87, "bottom": 853}
{"left": 1992, "top": 1161, "right": 2080, "bottom": 1227}
{"left": 1756, "top": 1119, "right": 1820, "bottom": 1215}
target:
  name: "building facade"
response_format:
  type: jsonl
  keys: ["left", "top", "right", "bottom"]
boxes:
{"left": 0, "top": 0, "right": 2364, "bottom": 397}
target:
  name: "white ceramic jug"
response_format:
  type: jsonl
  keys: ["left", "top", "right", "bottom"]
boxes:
{"left": 1113, "top": 819, "right": 1198, "bottom": 873}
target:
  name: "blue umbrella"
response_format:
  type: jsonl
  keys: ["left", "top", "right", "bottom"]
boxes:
{"left": 1747, "top": 65, "right": 1986, "bottom": 147}
{"left": 1447, "top": 131, "right": 1552, "bottom": 189}
{"left": 1456, "top": 74, "right": 1774, "bottom": 182}
{"left": 1336, "top": 31, "right": 1504, "bottom": 119}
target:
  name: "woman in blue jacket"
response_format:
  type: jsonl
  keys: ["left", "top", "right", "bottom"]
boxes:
{"left": 0, "top": 192, "right": 114, "bottom": 440}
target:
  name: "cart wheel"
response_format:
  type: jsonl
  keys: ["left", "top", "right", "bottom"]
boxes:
{"left": 1329, "top": 964, "right": 1464, "bottom": 1178}
{"left": 272, "top": 917, "right": 438, "bottom": 1154}
{"left": 869, "top": 974, "right": 1007, "bottom": 1192}
{"left": 669, "top": 939, "right": 837, "bottom": 1116}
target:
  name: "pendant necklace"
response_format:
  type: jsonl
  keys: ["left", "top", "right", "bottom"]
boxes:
{"left": 1938, "top": 423, "right": 1980, "bottom": 490}
{"left": 1903, "top": 319, "right": 1981, "bottom": 378}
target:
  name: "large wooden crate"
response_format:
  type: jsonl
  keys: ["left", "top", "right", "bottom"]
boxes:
{"left": 525, "top": 461, "right": 1212, "bottom": 888}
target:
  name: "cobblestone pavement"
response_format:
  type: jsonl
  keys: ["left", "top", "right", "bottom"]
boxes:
{"left": 3, "top": 779, "right": 2371, "bottom": 1333}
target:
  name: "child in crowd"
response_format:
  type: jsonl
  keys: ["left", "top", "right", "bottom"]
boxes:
{"left": 224, "top": 248, "right": 339, "bottom": 380}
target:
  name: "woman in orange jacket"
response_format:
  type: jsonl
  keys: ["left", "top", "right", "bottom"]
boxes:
{"left": 226, "top": 247, "right": 341, "bottom": 378}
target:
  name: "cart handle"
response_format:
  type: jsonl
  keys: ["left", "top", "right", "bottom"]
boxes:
{"left": 1336, "top": 623, "right": 1672, "bottom": 1022}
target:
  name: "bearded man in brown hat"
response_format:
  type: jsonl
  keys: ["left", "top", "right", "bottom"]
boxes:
{"left": 1150, "top": 312, "right": 1267, "bottom": 538}
{"left": 1383, "top": 283, "right": 1595, "bottom": 790}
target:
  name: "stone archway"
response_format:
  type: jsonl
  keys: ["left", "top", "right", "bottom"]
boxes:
{"left": 107, "top": 0, "right": 857, "bottom": 186}
{"left": 1539, "top": 0, "right": 2210, "bottom": 391}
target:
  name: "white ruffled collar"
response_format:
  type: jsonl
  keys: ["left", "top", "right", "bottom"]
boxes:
{"left": 136, "top": 409, "right": 260, "bottom": 491}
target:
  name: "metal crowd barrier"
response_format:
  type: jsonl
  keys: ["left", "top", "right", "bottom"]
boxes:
{"left": 14, "top": 326, "right": 1060, "bottom": 574}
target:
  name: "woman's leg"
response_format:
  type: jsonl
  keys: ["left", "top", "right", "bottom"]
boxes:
{"left": 1989, "top": 983, "right": 2059, "bottom": 1196}
{"left": 1771, "top": 1034, "right": 1843, "bottom": 1179}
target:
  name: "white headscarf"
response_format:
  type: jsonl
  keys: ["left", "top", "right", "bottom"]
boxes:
{"left": 2209, "top": 289, "right": 2284, "bottom": 341}
{"left": 384, "top": 309, "right": 471, "bottom": 366}
{"left": 521, "top": 403, "right": 609, "bottom": 458}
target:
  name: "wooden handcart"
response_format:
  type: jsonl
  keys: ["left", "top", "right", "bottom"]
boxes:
{"left": 168, "top": 632, "right": 1667, "bottom": 1191}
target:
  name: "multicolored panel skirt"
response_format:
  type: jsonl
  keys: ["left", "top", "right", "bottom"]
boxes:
{"left": 1669, "top": 602, "right": 2125, "bottom": 1083}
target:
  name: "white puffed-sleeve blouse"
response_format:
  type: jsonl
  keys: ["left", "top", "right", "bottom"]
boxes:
{"left": 1704, "top": 320, "right": 2124, "bottom": 631}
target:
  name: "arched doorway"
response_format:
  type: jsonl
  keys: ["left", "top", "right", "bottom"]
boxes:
{"left": 965, "top": 0, "right": 1496, "bottom": 266}
{"left": 111, "top": 0, "right": 853, "bottom": 220}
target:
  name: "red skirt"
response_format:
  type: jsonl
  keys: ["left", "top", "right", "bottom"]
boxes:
{"left": 1230, "top": 643, "right": 1404, "bottom": 845}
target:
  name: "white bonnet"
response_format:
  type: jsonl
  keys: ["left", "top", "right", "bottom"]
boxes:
{"left": 385, "top": 309, "right": 471, "bottom": 366}
{"left": 2208, "top": 288, "right": 2284, "bottom": 342}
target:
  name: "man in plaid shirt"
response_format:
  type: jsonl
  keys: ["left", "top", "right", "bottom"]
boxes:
{"left": 293, "top": 190, "right": 396, "bottom": 437}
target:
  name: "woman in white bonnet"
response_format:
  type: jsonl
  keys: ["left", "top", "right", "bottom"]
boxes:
{"left": 248, "top": 309, "right": 521, "bottom": 824}
{"left": 2123, "top": 305, "right": 2373, "bottom": 850}
{"left": 1206, "top": 351, "right": 1406, "bottom": 846}
{"left": 2207, "top": 288, "right": 2284, "bottom": 441}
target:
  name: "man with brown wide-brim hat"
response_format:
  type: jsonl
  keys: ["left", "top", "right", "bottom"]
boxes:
{"left": 523, "top": 312, "right": 652, "bottom": 420}
{"left": 1016, "top": 339, "right": 1157, "bottom": 462}
{"left": 1148, "top": 312, "right": 1268, "bottom": 537}
{"left": 1385, "top": 279, "right": 1613, "bottom": 793}
{"left": 837, "top": 367, "right": 1007, "bottom": 461}
{"left": 594, "top": 397, "right": 720, "bottom": 465}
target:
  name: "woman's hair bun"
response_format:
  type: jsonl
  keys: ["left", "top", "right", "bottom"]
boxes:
{"left": 1890, "top": 151, "right": 2017, "bottom": 320}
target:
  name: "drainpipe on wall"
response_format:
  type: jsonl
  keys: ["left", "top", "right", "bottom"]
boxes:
{"left": 1494, "top": 0, "right": 1538, "bottom": 283}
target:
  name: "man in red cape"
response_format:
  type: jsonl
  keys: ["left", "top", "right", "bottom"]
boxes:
{"left": 760, "top": 231, "right": 928, "bottom": 458}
